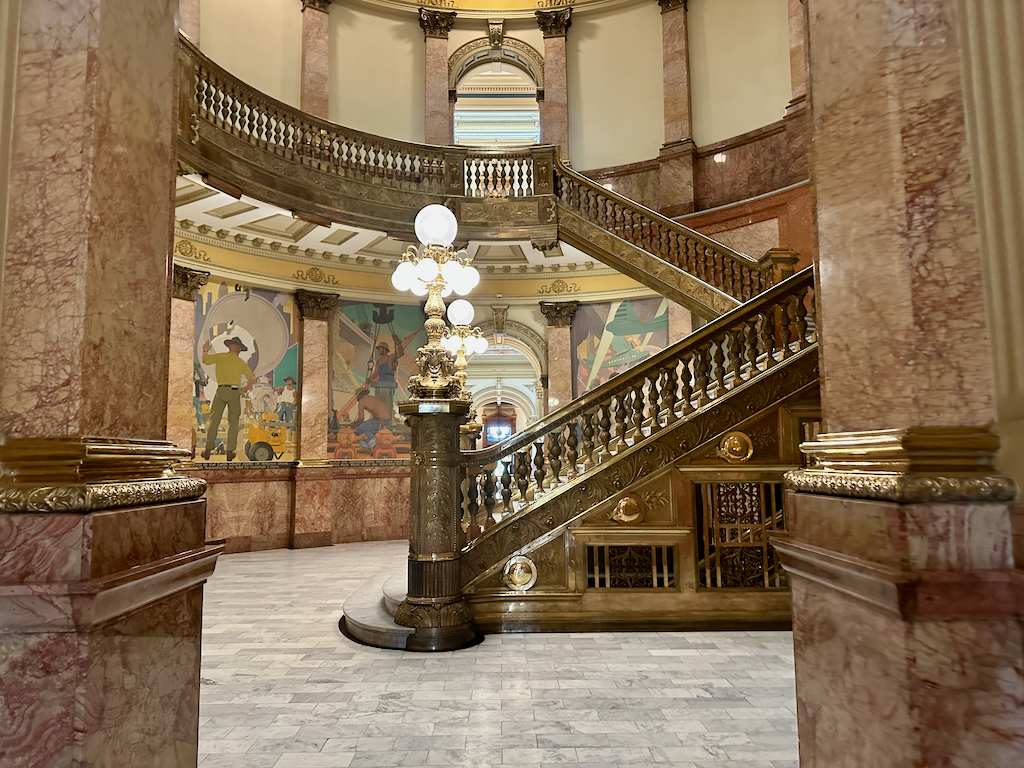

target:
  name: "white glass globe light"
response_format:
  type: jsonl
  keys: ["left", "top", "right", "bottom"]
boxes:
{"left": 447, "top": 299, "right": 475, "bottom": 326}
{"left": 453, "top": 265, "right": 480, "bottom": 296}
{"left": 475, "top": 336, "right": 489, "bottom": 354}
{"left": 440, "top": 259, "right": 463, "bottom": 285}
{"left": 440, "top": 283, "right": 453, "bottom": 298}
{"left": 410, "top": 278, "right": 429, "bottom": 296}
{"left": 391, "top": 261, "right": 416, "bottom": 291}
{"left": 416, "top": 256, "right": 440, "bottom": 282}
{"left": 414, "top": 204, "right": 458, "bottom": 247}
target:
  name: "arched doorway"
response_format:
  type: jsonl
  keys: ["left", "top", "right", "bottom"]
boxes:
{"left": 453, "top": 63, "right": 540, "bottom": 147}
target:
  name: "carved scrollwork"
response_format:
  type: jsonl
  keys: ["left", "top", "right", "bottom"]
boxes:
{"left": 293, "top": 267, "right": 339, "bottom": 285}
{"left": 172, "top": 264, "right": 210, "bottom": 301}
{"left": 393, "top": 598, "right": 472, "bottom": 628}
{"left": 784, "top": 469, "right": 1017, "bottom": 503}
{"left": 538, "top": 279, "right": 579, "bottom": 295}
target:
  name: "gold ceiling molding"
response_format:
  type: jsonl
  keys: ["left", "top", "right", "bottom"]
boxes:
{"left": 785, "top": 427, "right": 1018, "bottom": 503}
{"left": 352, "top": 0, "right": 631, "bottom": 21}
{"left": 0, "top": 437, "right": 206, "bottom": 513}
{"left": 537, "top": 278, "right": 579, "bottom": 295}
{"left": 293, "top": 266, "right": 340, "bottom": 286}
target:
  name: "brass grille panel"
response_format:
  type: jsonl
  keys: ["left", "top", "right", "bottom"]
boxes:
{"left": 586, "top": 545, "right": 675, "bottom": 589}
{"left": 695, "top": 482, "right": 788, "bottom": 589}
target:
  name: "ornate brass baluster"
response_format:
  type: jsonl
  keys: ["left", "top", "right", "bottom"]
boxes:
{"left": 597, "top": 403, "right": 611, "bottom": 461}
{"left": 515, "top": 449, "right": 531, "bottom": 504}
{"left": 647, "top": 373, "right": 662, "bottom": 434}
{"left": 548, "top": 430, "right": 563, "bottom": 486}
{"left": 726, "top": 328, "right": 741, "bottom": 389}
{"left": 693, "top": 344, "right": 711, "bottom": 407}
{"left": 744, "top": 318, "right": 759, "bottom": 378}
{"left": 613, "top": 393, "right": 628, "bottom": 453}
{"left": 532, "top": 440, "right": 546, "bottom": 496}
{"left": 465, "top": 467, "right": 480, "bottom": 536}
{"left": 713, "top": 253, "right": 724, "bottom": 292}
{"left": 501, "top": 460, "right": 513, "bottom": 516}
{"left": 779, "top": 297, "right": 794, "bottom": 360}
{"left": 483, "top": 465, "right": 497, "bottom": 526}
{"left": 566, "top": 420, "right": 580, "bottom": 479}
{"left": 581, "top": 408, "right": 596, "bottom": 470}
{"left": 793, "top": 287, "right": 810, "bottom": 348}
{"left": 630, "top": 380, "right": 645, "bottom": 439}
{"left": 710, "top": 337, "right": 726, "bottom": 395}
{"left": 662, "top": 362, "right": 680, "bottom": 424}
{"left": 678, "top": 354, "right": 694, "bottom": 416}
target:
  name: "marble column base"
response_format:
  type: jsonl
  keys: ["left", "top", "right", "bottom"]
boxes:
{"left": 775, "top": 491, "right": 1024, "bottom": 767}
{"left": 0, "top": 500, "right": 220, "bottom": 767}
{"left": 292, "top": 469, "right": 333, "bottom": 549}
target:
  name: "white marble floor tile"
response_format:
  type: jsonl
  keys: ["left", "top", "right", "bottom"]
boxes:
{"left": 199, "top": 540, "right": 798, "bottom": 767}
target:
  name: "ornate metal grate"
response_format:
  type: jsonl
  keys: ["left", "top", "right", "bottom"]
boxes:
{"left": 695, "top": 482, "right": 788, "bottom": 589}
{"left": 586, "top": 544, "right": 676, "bottom": 589}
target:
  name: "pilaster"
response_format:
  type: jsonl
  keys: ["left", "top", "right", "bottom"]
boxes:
{"left": 167, "top": 265, "right": 209, "bottom": 453}
{"left": 536, "top": 9, "right": 571, "bottom": 159}
{"left": 658, "top": 0, "right": 695, "bottom": 214}
{"left": 540, "top": 300, "right": 578, "bottom": 407}
{"left": 420, "top": 8, "right": 456, "bottom": 145}
{"left": 300, "top": 0, "right": 331, "bottom": 119}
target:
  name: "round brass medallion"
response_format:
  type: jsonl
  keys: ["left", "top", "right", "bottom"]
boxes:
{"left": 503, "top": 556, "right": 538, "bottom": 591}
{"left": 717, "top": 431, "right": 754, "bottom": 463}
{"left": 609, "top": 492, "right": 644, "bottom": 525}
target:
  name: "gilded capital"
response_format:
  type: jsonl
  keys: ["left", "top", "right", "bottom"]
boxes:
{"left": 301, "top": 0, "right": 331, "bottom": 12}
{"left": 539, "top": 300, "right": 579, "bottom": 327}
{"left": 172, "top": 264, "right": 209, "bottom": 301}
{"left": 295, "top": 288, "right": 338, "bottom": 320}
{"left": 420, "top": 8, "right": 457, "bottom": 38}
{"left": 657, "top": 0, "right": 687, "bottom": 13}
{"left": 536, "top": 8, "right": 572, "bottom": 38}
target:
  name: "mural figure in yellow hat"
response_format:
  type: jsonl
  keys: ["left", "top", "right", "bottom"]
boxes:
{"left": 200, "top": 336, "right": 255, "bottom": 461}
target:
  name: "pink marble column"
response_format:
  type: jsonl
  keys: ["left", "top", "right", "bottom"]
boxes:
{"left": 178, "top": 0, "right": 201, "bottom": 44}
{"left": 0, "top": 2, "right": 217, "bottom": 765}
{"left": 292, "top": 290, "right": 337, "bottom": 549}
{"left": 667, "top": 300, "right": 694, "bottom": 343}
{"left": 787, "top": 0, "right": 807, "bottom": 113}
{"left": 540, "top": 301, "right": 578, "bottom": 407}
{"left": 167, "top": 266, "right": 208, "bottom": 453}
{"left": 657, "top": 0, "right": 696, "bottom": 215}
{"left": 420, "top": 9, "right": 456, "bottom": 145}
{"left": 536, "top": 9, "right": 572, "bottom": 159}
{"left": 777, "top": 0, "right": 1024, "bottom": 764}
{"left": 300, "top": 0, "right": 331, "bottom": 120}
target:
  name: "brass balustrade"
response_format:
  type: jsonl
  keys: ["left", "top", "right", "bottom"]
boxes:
{"left": 555, "top": 165, "right": 774, "bottom": 301}
{"left": 175, "top": 33, "right": 786, "bottom": 308}
{"left": 459, "top": 268, "right": 816, "bottom": 542}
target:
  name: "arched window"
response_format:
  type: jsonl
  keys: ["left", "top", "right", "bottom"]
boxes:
{"left": 453, "top": 63, "right": 540, "bottom": 147}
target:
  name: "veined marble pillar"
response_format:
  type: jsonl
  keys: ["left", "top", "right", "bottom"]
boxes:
{"left": 0, "top": 1, "right": 217, "bottom": 765}
{"left": 658, "top": 0, "right": 696, "bottom": 215}
{"left": 292, "top": 289, "right": 337, "bottom": 549}
{"left": 167, "top": 265, "right": 209, "bottom": 453}
{"left": 300, "top": 0, "right": 331, "bottom": 120}
{"left": 667, "top": 300, "right": 694, "bottom": 343}
{"left": 540, "top": 301, "right": 578, "bottom": 407}
{"left": 420, "top": 8, "right": 455, "bottom": 145}
{"left": 775, "top": 1, "right": 1024, "bottom": 765}
{"left": 536, "top": 9, "right": 571, "bottom": 160}
{"left": 787, "top": 0, "right": 807, "bottom": 113}
{"left": 178, "top": 0, "right": 201, "bottom": 44}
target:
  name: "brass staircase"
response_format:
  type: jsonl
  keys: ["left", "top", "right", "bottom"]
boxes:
{"left": 457, "top": 269, "right": 819, "bottom": 631}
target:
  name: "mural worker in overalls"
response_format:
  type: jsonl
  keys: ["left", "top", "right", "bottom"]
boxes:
{"left": 368, "top": 335, "right": 402, "bottom": 417}
{"left": 200, "top": 336, "right": 255, "bottom": 461}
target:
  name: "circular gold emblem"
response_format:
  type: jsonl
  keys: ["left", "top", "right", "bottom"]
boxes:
{"left": 609, "top": 492, "right": 644, "bottom": 525}
{"left": 503, "top": 556, "right": 537, "bottom": 592}
{"left": 717, "top": 431, "right": 754, "bottom": 463}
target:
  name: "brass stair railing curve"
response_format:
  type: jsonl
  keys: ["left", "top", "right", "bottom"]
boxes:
{"left": 555, "top": 163, "right": 773, "bottom": 302}
{"left": 459, "top": 267, "right": 816, "bottom": 540}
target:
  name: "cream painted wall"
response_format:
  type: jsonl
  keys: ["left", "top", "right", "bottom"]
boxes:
{"left": 329, "top": 3, "right": 424, "bottom": 142}
{"left": 201, "top": 0, "right": 302, "bottom": 107}
{"left": 688, "top": 0, "right": 791, "bottom": 146}
{"left": 448, "top": 19, "right": 545, "bottom": 65}
{"left": 567, "top": 1, "right": 665, "bottom": 171}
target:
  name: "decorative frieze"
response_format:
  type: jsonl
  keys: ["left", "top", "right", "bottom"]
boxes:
{"left": 539, "top": 300, "right": 579, "bottom": 327}
{"left": 536, "top": 8, "right": 572, "bottom": 38}
{"left": 172, "top": 264, "right": 210, "bottom": 301}
{"left": 420, "top": 8, "right": 457, "bottom": 38}
{"left": 295, "top": 288, "right": 339, "bottom": 320}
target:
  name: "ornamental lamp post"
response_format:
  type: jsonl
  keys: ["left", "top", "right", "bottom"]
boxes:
{"left": 390, "top": 204, "right": 485, "bottom": 651}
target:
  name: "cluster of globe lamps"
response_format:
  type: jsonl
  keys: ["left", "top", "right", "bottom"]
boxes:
{"left": 392, "top": 205, "right": 489, "bottom": 397}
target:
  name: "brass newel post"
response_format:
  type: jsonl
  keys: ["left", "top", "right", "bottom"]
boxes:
{"left": 760, "top": 248, "right": 801, "bottom": 286}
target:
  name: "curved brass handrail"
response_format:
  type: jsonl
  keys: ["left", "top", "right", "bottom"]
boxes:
{"left": 462, "top": 267, "right": 815, "bottom": 468}
{"left": 555, "top": 162, "right": 777, "bottom": 302}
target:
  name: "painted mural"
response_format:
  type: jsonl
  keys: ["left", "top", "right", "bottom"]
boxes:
{"left": 328, "top": 301, "right": 427, "bottom": 460}
{"left": 192, "top": 280, "right": 300, "bottom": 462}
{"left": 570, "top": 298, "right": 670, "bottom": 397}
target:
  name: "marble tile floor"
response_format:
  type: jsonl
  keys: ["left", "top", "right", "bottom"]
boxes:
{"left": 199, "top": 540, "right": 798, "bottom": 768}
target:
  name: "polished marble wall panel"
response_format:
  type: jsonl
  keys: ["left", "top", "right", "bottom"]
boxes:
{"left": 300, "top": 318, "right": 329, "bottom": 460}
{"left": 167, "top": 296, "right": 196, "bottom": 452}
{"left": 582, "top": 161, "right": 661, "bottom": 210}
{"left": 332, "top": 469, "right": 410, "bottom": 544}
{"left": 202, "top": 475, "right": 293, "bottom": 552}
{"left": 424, "top": 36, "right": 450, "bottom": 145}
{"left": 300, "top": 6, "right": 330, "bottom": 119}
{"left": 542, "top": 36, "right": 570, "bottom": 157}
{"left": 0, "top": 0, "right": 177, "bottom": 441}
